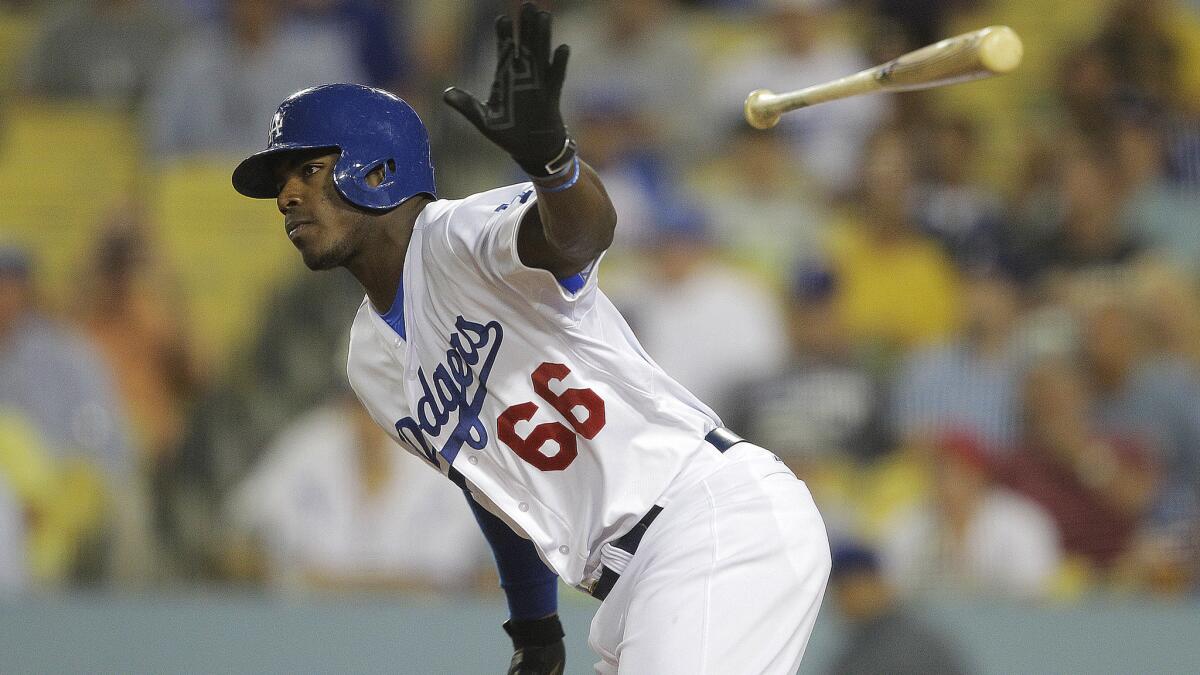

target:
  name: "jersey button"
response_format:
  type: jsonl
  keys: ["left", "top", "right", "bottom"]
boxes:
{"left": 518, "top": 502, "right": 529, "bottom": 512}
{"left": 467, "top": 455, "right": 479, "bottom": 465}
{"left": 558, "top": 545, "right": 570, "bottom": 555}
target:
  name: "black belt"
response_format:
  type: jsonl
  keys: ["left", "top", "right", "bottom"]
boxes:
{"left": 589, "top": 427, "right": 745, "bottom": 601}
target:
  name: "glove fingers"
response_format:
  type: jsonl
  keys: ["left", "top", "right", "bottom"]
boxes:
{"left": 533, "top": 7, "right": 552, "bottom": 67}
{"left": 516, "top": 2, "right": 538, "bottom": 52}
{"left": 494, "top": 13, "right": 514, "bottom": 63}
{"left": 548, "top": 44, "right": 570, "bottom": 96}
{"left": 442, "top": 87, "right": 487, "bottom": 130}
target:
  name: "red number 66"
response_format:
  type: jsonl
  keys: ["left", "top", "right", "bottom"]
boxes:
{"left": 497, "top": 362, "right": 606, "bottom": 471}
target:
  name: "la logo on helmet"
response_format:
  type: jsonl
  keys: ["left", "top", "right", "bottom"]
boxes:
{"left": 268, "top": 111, "right": 285, "bottom": 144}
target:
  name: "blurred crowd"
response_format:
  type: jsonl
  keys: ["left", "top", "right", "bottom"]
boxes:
{"left": 0, "top": 0, "right": 1198, "bottom": 621}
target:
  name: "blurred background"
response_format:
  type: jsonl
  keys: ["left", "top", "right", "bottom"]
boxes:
{"left": 0, "top": 0, "right": 1198, "bottom": 672}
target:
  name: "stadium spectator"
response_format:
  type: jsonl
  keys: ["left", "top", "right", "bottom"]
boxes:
{"left": 689, "top": 121, "right": 830, "bottom": 271}
{"left": 1095, "top": 0, "right": 1200, "bottom": 189}
{"left": 0, "top": 245, "right": 134, "bottom": 485}
{"left": 725, "top": 263, "right": 889, "bottom": 464}
{"left": 1094, "top": 0, "right": 1200, "bottom": 114}
{"left": 827, "top": 542, "right": 972, "bottom": 675}
{"left": 18, "top": 0, "right": 183, "bottom": 110}
{"left": 856, "top": 0, "right": 982, "bottom": 49}
{"left": 1001, "top": 358, "right": 1157, "bottom": 573}
{"left": 1029, "top": 144, "right": 1144, "bottom": 280}
{"left": 709, "top": 0, "right": 891, "bottom": 195}
{"left": 143, "top": 0, "right": 364, "bottom": 158}
{"left": 1127, "top": 260, "right": 1200, "bottom": 371}
{"left": 225, "top": 396, "right": 490, "bottom": 592}
{"left": 0, "top": 475, "right": 28, "bottom": 594}
{"left": 1078, "top": 294, "right": 1200, "bottom": 547}
{"left": 912, "top": 116, "right": 1012, "bottom": 273}
{"left": 827, "top": 127, "right": 962, "bottom": 361}
{"left": 621, "top": 212, "right": 789, "bottom": 417}
{"left": 283, "top": 0, "right": 413, "bottom": 92}
{"left": 571, "top": 95, "right": 683, "bottom": 254}
{"left": 0, "top": 409, "right": 71, "bottom": 585}
{"left": 158, "top": 270, "right": 365, "bottom": 577}
{"left": 75, "top": 211, "right": 204, "bottom": 468}
{"left": 1056, "top": 42, "right": 1123, "bottom": 142}
{"left": 1116, "top": 115, "right": 1200, "bottom": 276}
{"left": 890, "top": 272, "right": 1023, "bottom": 454}
{"left": 0, "top": 248, "right": 129, "bottom": 585}
{"left": 558, "top": 0, "right": 709, "bottom": 164}
{"left": 879, "top": 433, "right": 1062, "bottom": 598}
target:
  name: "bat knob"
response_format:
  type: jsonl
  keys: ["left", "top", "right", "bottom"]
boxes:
{"left": 744, "top": 89, "right": 781, "bottom": 130}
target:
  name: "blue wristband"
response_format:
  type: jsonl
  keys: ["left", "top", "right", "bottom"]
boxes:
{"left": 535, "top": 156, "right": 580, "bottom": 194}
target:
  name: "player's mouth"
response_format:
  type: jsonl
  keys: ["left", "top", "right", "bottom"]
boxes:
{"left": 285, "top": 219, "right": 313, "bottom": 242}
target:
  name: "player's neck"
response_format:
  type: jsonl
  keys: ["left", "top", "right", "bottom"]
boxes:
{"left": 346, "top": 195, "right": 432, "bottom": 314}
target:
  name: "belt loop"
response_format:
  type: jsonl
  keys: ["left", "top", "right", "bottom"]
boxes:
{"left": 704, "top": 427, "right": 744, "bottom": 453}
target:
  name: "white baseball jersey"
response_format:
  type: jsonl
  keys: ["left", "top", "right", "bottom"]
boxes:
{"left": 346, "top": 182, "right": 729, "bottom": 588}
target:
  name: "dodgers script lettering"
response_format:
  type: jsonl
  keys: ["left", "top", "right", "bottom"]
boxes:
{"left": 395, "top": 316, "right": 504, "bottom": 467}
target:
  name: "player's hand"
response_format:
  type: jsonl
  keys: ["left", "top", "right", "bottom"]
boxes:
{"left": 503, "top": 614, "right": 566, "bottom": 675}
{"left": 443, "top": 2, "right": 573, "bottom": 178}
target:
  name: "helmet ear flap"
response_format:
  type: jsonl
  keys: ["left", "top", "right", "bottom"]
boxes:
{"left": 373, "top": 158, "right": 398, "bottom": 189}
{"left": 344, "top": 156, "right": 400, "bottom": 201}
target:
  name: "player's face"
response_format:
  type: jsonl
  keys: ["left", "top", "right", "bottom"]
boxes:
{"left": 274, "top": 150, "right": 372, "bottom": 271}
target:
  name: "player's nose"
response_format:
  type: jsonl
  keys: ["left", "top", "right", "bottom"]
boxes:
{"left": 277, "top": 175, "right": 304, "bottom": 214}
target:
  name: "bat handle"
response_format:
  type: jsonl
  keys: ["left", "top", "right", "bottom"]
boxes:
{"left": 744, "top": 69, "right": 877, "bottom": 129}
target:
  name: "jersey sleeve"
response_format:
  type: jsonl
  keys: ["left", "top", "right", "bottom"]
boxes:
{"left": 438, "top": 183, "right": 605, "bottom": 323}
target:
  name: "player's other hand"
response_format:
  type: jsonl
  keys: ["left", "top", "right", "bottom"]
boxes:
{"left": 503, "top": 614, "right": 566, "bottom": 675}
{"left": 443, "top": 2, "right": 573, "bottom": 178}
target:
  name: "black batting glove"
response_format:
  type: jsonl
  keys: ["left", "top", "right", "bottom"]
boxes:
{"left": 443, "top": 2, "right": 574, "bottom": 178}
{"left": 503, "top": 614, "right": 566, "bottom": 675}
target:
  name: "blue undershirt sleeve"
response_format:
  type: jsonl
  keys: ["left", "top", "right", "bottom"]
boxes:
{"left": 463, "top": 491, "right": 559, "bottom": 620}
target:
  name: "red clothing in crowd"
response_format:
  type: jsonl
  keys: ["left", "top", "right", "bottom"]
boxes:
{"left": 998, "top": 438, "right": 1149, "bottom": 568}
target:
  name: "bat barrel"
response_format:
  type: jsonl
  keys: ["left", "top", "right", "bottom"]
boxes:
{"left": 743, "top": 25, "right": 1023, "bottom": 130}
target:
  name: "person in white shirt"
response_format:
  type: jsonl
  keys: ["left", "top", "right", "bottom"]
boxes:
{"left": 880, "top": 433, "right": 1062, "bottom": 598}
{"left": 227, "top": 396, "right": 489, "bottom": 592}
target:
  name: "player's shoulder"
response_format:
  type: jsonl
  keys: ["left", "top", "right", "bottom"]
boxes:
{"left": 346, "top": 296, "right": 385, "bottom": 372}
{"left": 416, "top": 182, "right": 536, "bottom": 234}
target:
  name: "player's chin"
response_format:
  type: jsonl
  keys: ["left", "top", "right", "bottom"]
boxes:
{"left": 299, "top": 246, "right": 345, "bottom": 271}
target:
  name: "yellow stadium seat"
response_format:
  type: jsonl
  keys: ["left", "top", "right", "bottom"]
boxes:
{"left": 0, "top": 102, "right": 139, "bottom": 300}
{"left": 935, "top": 0, "right": 1119, "bottom": 187}
{"left": 150, "top": 158, "right": 297, "bottom": 358}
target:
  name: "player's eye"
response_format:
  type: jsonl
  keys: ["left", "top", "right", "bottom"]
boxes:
{"left": 303, "top": 163, "right": 322, "bottom": 176}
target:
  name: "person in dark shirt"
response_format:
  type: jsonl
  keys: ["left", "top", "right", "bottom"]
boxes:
{"left": 725, "top": 264, "right": 890, "bottom": 466}
{"left": 828, "top": 543, "right": 972, "bottom": 675}
{"left": 830, "top": 540, "right": 969, "bottom": 672}
{"left": 999, "top": 357, "right": 1157, "bottom": 571}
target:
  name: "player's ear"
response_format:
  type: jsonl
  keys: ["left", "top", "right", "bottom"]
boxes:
{"left": 365, "top": 161, "right": 393, "bottom": 188}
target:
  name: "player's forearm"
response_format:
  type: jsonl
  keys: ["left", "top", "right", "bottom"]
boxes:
{"left": 532, "top": 161, "right": 616, "bottom": 273}
{"left": 464, "top": 490, "right": 560, "bottom": 621}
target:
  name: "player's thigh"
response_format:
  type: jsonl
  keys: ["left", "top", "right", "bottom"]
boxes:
{"left": 607, "top": 470, "right": 830, "bottom": 674}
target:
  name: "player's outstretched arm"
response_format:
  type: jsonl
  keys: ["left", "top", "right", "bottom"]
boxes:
{"left": 443, "top": 2, "right": 616, "bottom": 280}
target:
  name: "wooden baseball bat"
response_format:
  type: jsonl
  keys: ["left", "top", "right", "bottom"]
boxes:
{"left": 744, "top": 25, "right": 1024, "bottom": 130}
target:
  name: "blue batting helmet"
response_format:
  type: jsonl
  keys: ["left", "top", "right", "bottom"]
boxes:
{"left": 232, "top": 83, "right": 435, "bottom": 210}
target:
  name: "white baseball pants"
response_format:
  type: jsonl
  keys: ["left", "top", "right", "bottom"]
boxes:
{"left": 588, "top": 443, "right": 831, "bottom": 674}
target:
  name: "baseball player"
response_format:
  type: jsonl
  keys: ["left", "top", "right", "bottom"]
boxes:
{"left": 232, "top": 4, "right": 830, "bottom": 673}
